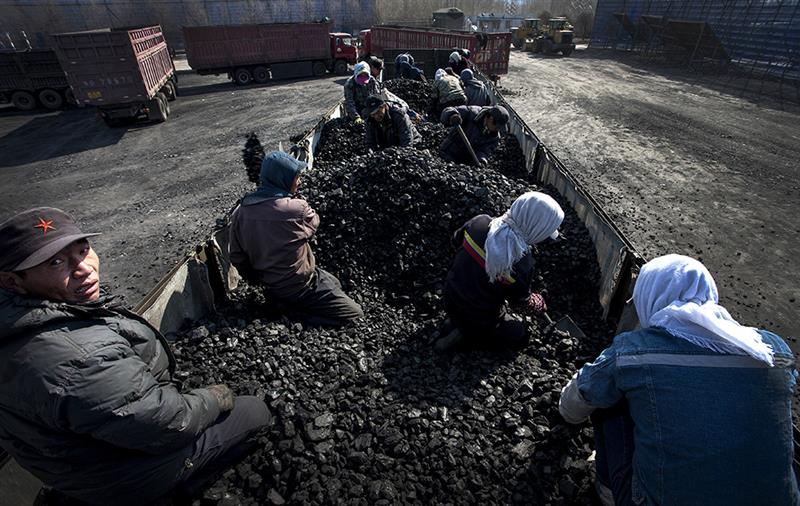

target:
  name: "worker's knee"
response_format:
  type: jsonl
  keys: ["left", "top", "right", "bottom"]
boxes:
{"left": 232, "top": 395, "right": 273, "bottom": 433}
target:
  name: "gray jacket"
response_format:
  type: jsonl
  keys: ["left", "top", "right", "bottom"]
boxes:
{"left": 343, "top": 76, "right": 382, "bottom": 119}
{"left": 0, "top": 290, "right": 221, "bottom": 504}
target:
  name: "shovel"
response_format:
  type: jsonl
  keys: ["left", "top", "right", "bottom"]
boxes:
{"left": 453, "top": 124, "right": 482, "bottom": 167}
{"left": 543, "top": 312, "right": 586, "bottom": 339}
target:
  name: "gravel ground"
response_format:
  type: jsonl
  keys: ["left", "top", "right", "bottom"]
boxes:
{"left": 0, "top": 71, "right": 345, "bottom": 306}
{"left": 500, "top": 47, "right": 800, "bottom": 347}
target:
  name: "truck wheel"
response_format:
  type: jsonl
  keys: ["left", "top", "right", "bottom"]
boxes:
{"left": 253, "top": 66, "right": 270, "bottom": 83}
{"left": 543, "top": 39, "right": 554, "bottom": 55}
{"left": 148, "top": 93, "right": 169, "bottom": 123}
{"left": 334, "top": 60, "right": 348, "bottom": 75}
{"left": 38, "top": 89, "right": 64, "bottom": 110}
{"left": 163, "top": 81, "right": 177, "bottom": 101}
{"left": 11, "top": 91, "right": 36, "bottom": 111}
{"left": 234, "top": 68, "right": 252, "bottom": 85}
{"left": 562, "top": 47, "right": 573, "bottom": 57}
{"left": 157, "top": 92, "right": 170, "bottom": 117}
{"left": 312, "top": 61, "right": 327, "bottom": 77}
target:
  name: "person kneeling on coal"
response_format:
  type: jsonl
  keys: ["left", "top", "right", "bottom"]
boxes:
{"left": 364, "top": 93, "right": 421, "bottom": 150}
{"left": 559, "top": 254, "right": 799, "bottom": 506}
{"left": 0, "top": 208, "right": 272, "bottom": 505}
{"left": 437, "top": 192, "right": 564, "bottom": 351}
{"left": 439, "top": 104, "right": 509, "bottom": 166}
{"left": 230, "top": 151, "right": 363, "bottom": 327}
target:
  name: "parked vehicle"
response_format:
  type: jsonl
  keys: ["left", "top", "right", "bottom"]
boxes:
{"left": 182, "top": 23, "right": 358, "bottom": 84}
{"left": 0, "top": 49, "right": 72, "bottom": 110}
{"left": 357, "top": 25, "right": 511, "bottom": 78}
{"left": 527, "top": 18, "right": 576, "bottom": 56}
{"left": 51, "top": 26, "right": 177, "bottom": 126}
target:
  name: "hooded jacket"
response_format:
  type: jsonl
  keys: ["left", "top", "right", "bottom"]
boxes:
{"left": 343, "top": 74, "right": 383, "bottom": 119}
{"left": 365, "top": 104, "right": 421, "bottom": 149}
{"left": 0, "top": 290, "right": 221, "bottom": 504}
{"left": 439, "top": 105, "right": 503, "bottom": 164}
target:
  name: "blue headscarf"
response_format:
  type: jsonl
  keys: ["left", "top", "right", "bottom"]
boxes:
{"left": 242, "top": 151, "right": 306, "bottom": 206}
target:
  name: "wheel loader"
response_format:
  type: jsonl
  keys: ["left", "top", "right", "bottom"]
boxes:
{"left": 528, "top": 17, "right": 576, "bottom": 56}
{"left": 510, "top": 18, "right": 540, "bottom": 50}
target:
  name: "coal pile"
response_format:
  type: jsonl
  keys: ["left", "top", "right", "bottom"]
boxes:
{"left": 384, "top": 78, "right": 434, "bottom": 115}
{"left": 314, "top": 116, "right": 447, "bottom": 160}
{"left": 173, "top": 112, "right": 615, "bottom": 504}
{"left": 243, "top": 133, "right": 265, "bottom": 184}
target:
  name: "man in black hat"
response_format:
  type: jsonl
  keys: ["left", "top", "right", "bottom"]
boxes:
{"left": 367, "top": 55, "right": 384, "bottom": 81}
{"left": 439, "top": 105, "right": 510, "bottom": 166}
{"left": 0, "top": 208, "right": 272, "bottom": 505}
{"left": 363, "top": 92, "right": 421, "bottom": 150}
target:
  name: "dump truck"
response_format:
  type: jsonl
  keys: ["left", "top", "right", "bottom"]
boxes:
{"left": 0, "top": 48, "right": 72, "bottom": 110}
{"left": 51, "top": 26, "right": 177, "bottom": 126}
{"left": 527, "top": 17, "right": 576, "bottom": 56}
{"left": 182, "top": 23, "right": 358, "bottom": 84}
{"left": 357, "top": 25, "right": 511, "bottom": 78}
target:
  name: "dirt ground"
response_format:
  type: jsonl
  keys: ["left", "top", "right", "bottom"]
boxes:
{"left": 500, "top": 48, "right": 800, "bottom": 347}
{"left": 0, "top": 69, "right": 345, "bottom": 307}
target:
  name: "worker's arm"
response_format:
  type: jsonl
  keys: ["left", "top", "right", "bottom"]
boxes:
{"left": 395, "top": 111, "right": 416, "bottom": 147}
{"left": 504, "top": 256, "right": 534, "bottom": 305}
{"left": 473, "top": 134, "right": 500, "bottom": 165}
{"left": 343, "top": 80, "right": 359, "bottom": 120}
{"left": 59, "top": 333, "right": 224, "bottom": 455}
{"left": 559, "top": 344, "right": 624, "bottom": 424}
{"left": 301, "top": 201, "right": 320, "bottom": 239}
{"left": 228, "top": 215, "right": 257, "bottom": 282}
{"left": 440, "top": 105, "right": 466, "bottom": 126}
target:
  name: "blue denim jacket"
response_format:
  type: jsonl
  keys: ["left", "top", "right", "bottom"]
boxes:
{"left": 576, "top": 327, "right": 799, "bottom": 505}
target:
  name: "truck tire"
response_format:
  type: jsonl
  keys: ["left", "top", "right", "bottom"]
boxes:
{"left": 334, "top": 60, "right": 348, "bottom": 75}
{"left": 38, "top": 89, "right": 64, "bottom": 110}
{"left": 11, "top": 91, "right": 36, "bottom": 111}
{"left": 532, "top": 39, "right": 542, "bottom": 53}
{"left": 148, "top": 93, "right": 169, "bottom": 123}
{"left": 234, "top": 68, "right": 252, "bottom": 85}
{"left": 562, "top": 47, "right": 574, "bottom": 57}
{"left": 312, "top": 61, "right": 327, "bottom": 77}
{"left": 253, "top": 66, "right": 270, "bottom": 83}
{"left": 163, "top": 81, "right": 177, "bottom": 101}
{"left": 543, "top": 39, "right": 554, "bottom": 55}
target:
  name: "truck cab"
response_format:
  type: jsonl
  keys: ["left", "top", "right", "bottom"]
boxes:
{"left": 330, "top": 33, "right": 358, "bottom": 74}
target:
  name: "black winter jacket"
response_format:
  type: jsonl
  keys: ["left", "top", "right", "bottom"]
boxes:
{"left": 439, "top": 105, "right": 501, "bottom": 165}
{"left": 0, "top": 290, "right": 221, "bottom": 504}
{"left": 365, "top": 104, "right": 421, "bottom": 149}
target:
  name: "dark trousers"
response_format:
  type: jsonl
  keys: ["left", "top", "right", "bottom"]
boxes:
{"left": 282, "top": 268, "right": 363, "bottom": 327}
{"left": 592, "top": 400, "right": 636, "bottom": 506}
{"left": 175, "top": 396, "right": 272, "bottom": 498}
{"left": 444, "top": 298, "right": 528, "bottom": 349}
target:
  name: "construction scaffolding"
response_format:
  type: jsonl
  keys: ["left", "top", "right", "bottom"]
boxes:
{"left": 591, "top": 0, "right": 800, "bottom": 101}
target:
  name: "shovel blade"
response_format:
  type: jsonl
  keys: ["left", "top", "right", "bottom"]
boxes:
{"left": 554, "top": 315, "right": 586, "bottom": 339}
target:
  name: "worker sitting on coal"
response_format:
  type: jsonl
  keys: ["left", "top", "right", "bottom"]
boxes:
{"left": 364, "top": 92, "right": 421, "bottom": 150}
{"left": 439, "top": 105, "right": 510, "bottom": 166}
{"left": 344, "top": 61, "right": 381, "bottom": 123}
{"left": 367, "top": 55, "right": 384, "bottom": 81}
{"left": 448, "top": 50, "right": 470, "bottom": 75}
{"left": 436, "top": 192, "right": 564, "bottom": 352}
{"left": 395, "top": 53, "right": 427, "bottom": 82}
{"left": 460, "top": 68, "right": 491, "bottom": 107}
{"left": 558, "top": 254, "right": 799, "bottom": 506}
{"left": 229, "top": 151, "right": 363, "bottom": 327}
{"left": 432, "top": 68, "right": 467, "bottom": 118}
{"left": 0, "top": 208, "right": 272, "bottom": 505}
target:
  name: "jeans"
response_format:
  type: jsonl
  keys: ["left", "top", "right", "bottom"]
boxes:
{"left": 592, "top": 400, "right": 636, "bottom": 506}
{"left": 282, "top": 268, "right": 363, "bottom": 327}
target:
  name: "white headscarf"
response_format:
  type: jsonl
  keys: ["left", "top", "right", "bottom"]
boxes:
{"left": 633, "top": 254, "right": 774, "bottom": 365}
{"left": 449, "top": 51, "right": 461, "bottom": 63}
{"left": 353, "top": 61, "right": 370, "bottom": 78}
{"left": 484, "top": 192, "right": 564, "bottom": 282}
{"left": 434, "top": 68, "right": 446, "bottom": 81}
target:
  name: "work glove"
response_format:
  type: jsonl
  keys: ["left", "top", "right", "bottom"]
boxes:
{"left": 207, "top": 384, "right": 235, "bottom": 412}
{"left": 354, "top": 117, "right": 364, "bottom": 125}
{"left": 449, "top": 114, "right": 462, "bottom": 126}
{"left": 527, "top": 292, "right": 547, "bottom": 314}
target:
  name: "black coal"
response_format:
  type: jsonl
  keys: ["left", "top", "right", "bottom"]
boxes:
{"left": 169, "top": 108, "right": 615, "bottom": 505}
{"left": 384, "top": 78, "right": 434, "bottom": 116}
{"left": 243, "top": 133, "right": 265, "bottom": 184}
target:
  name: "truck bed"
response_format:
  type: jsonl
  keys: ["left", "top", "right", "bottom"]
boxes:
{"left": 0, "top": 49, "right": 68, "bottom": 92}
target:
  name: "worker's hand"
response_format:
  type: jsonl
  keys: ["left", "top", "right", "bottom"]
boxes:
{"left": 354, "top": 117, "right": 364, "bottom": 125}
{"left": 207, "top": 384, "right": 235, "bottom": 412}
{"left": 527, "top": 292, "right": 547, "bottom": 314}
{"left": 479, "top": 158, "right": 489, "bottom": 167}
{"left": 449, "top": 114, "right": 462, "bottom": 126}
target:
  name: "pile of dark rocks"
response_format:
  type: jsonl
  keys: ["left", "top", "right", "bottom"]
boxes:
{"left": 384, "top": 78, "right": 434, "bottom": 116}
{"left": 172, "top": 95, "right": 614, "bottom": 505}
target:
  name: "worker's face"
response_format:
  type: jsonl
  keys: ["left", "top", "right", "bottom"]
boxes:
{"left": 484, "top": 115, "right": 499, "bottom": 133}
{"left": 370, "top": 104, "right": 388, "bottom": 123}
{"left": 370, "top": 65, "right": 381, "bottom": 78}
{"left": 0, "top": 239, "right": 101, "bottom": 303}
{"left": 291, "top": 175, "right": 301, "bottom": 193}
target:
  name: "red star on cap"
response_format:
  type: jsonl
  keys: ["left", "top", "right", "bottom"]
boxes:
{"left": 34, "top": 217, "right": 56, "bottom": 235}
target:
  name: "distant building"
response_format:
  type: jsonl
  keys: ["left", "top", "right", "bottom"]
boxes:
{"left": 432, "top": 7, "right": 465, "bottom": 30}
{"left": 476, "top": 13, "right": 524, "bottom": 32}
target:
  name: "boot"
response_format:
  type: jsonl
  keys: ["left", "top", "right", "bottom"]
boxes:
{"left": 434, "top": 327, "right": 463, "bottom": 352}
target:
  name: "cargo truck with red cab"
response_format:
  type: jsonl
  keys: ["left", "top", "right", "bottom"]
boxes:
{"left": 51, "top": 25, "right": 178, "bottom": 126}
{"left": 182, "top": 22, "right": 358, "bottom": 84}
